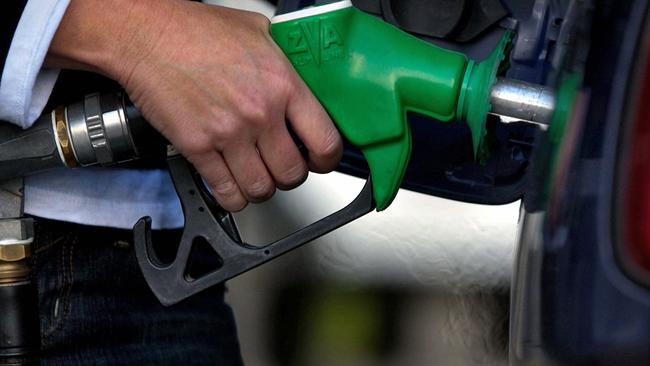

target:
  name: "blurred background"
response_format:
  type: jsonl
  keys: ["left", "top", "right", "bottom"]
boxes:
{"left": 207, "top": 1, "right": 519, "bottom": 365}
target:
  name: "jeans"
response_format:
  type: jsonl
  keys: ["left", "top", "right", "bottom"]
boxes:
{"left": 31, "top": 218, "right": 244, "bottom": 366}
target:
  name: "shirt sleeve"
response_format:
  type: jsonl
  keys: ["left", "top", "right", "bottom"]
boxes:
{"left": 0, "top": 0, "right": 71, "bottom": 129}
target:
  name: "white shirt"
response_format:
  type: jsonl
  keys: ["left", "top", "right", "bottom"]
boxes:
{"left": 0, "top": 0, "right": 183, "bottom": 229}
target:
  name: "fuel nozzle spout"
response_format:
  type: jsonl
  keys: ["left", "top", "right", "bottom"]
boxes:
{"left": 489, "top": 78, "right": 556, "bottom": 126}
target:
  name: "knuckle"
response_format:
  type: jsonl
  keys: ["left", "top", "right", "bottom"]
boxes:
{"left": 238, "top": 99, "right": 269, "bottom": 125}
{"left": 315, "top": 128, "right": 342, "bottom": 161}
{"left": 280, "top": 78, "right": 299, "bottom": 98}
{"left": 277, "top": 161, "right": 308, "bottom": 189}
{"left": 263, "top": 60, "right": 297, "bottom": 95}
{"left": 212, "top": 114, "right": 241, "bottom": 142}
{"left": 250, "top": 12, "right": 270, "bottom": 28}
{"left": 279, "top": 70, "right": 301, "bottom": 93}
{"left": 211, "top": 179, "right": 247, "bottom": 212}
{"left": 179, "top": 136, "right": 211, "bottom": 157}
{"left": 211, "top": 177, "right": 238, "bottom": 197}
{"left": 245, "top": 176, "right": 275, "bottom": 201}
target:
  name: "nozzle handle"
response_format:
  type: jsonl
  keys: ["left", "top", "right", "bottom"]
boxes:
{"left": 133, "top": 153, "right": 375, "bottom": 306}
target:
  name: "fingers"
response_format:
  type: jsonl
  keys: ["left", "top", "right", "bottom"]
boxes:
{"left": 188, "top": 150, "right": 247, "bottom": 212}
{"left": 222, "top": 143, "right": 276, "bottom": 203}
{"left": 286, "top": 79, "right": 343, "bottom": 173}
{"left": 257, "top": 124, "right": 308, "bottom": 190}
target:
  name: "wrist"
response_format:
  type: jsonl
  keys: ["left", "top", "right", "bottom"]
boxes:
{"left": 46, "top": 0, "right": 173, "bottom": 84}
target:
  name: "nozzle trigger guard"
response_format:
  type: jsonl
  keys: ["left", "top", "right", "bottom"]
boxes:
{"left": 133, "top": 152, "right": 374, "bottom": 306}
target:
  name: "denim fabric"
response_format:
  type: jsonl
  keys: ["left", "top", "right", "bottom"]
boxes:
{"left": 31, "top": 218, "right": 244, "bottom": 366}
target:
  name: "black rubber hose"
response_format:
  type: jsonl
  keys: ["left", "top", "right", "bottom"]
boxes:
{"left": 0, "top": 281, "right": 40, "bottom": 366}
{"left": 0, "top": 114, "right": 64, "bottom": 181}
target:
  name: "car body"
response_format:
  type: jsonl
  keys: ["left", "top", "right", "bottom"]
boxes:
{"left": 272, "top": 0, "right": 650, "bottom": 364}
{"left": 511, "top": 0, "right": 650, "bottom": 364}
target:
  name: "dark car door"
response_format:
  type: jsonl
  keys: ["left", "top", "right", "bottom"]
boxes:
{"left": 511, "top": 0, "right": 650, "bottom": 364}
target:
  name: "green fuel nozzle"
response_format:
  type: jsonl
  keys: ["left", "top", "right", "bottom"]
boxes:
{"left": 271, "top": 1, "right": 548, "bottom": 211}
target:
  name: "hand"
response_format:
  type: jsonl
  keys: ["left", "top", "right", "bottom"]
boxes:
{"left": 46, "top": 0, "right": 343, "bottom": 211}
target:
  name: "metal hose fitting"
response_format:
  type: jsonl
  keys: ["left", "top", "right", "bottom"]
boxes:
{"left": 0, "top": 243, "right": 32, "bottom": 285}
{"left": 0, "top": 218, "right": 38, "bottom": 366}
{"left": 66, "top": 93, "right": 139, "bottom": 166}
